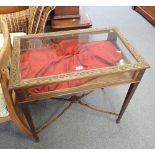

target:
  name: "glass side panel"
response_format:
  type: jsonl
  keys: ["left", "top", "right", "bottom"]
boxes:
{"left": 25, "top": 71, "right": 135, "bottom": 95}
{"left": 19, "top": 30, "right": 137, "bottom": 81}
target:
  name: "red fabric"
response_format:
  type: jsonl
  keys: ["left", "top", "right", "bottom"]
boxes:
{"left": 20, "top": 40, "right": 123, "bottom": 94}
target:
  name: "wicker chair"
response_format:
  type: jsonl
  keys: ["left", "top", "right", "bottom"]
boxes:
{"left": 0, "top": 6, "right": 55, "bottom": 34}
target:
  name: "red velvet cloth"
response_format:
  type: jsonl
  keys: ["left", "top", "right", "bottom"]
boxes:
{"left": 20, "top": 40, "right": 123, "bottom": 94}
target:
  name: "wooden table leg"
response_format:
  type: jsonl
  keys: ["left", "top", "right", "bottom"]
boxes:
{"left": 116, "top": 82, "right": 139, "bottom": 123}
{"left": 116, "top": 69, "right": 146, "bottom": 123}
{"left": 21, "top": 104, "right": 39, "bottom": 142}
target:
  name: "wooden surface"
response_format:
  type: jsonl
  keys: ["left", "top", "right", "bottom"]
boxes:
{"left": 133, "top": 6, "right": 155, "bottom": 26}
{"left": 0, "top": 6, "right": 28, "bottom": 14}
{"left": 51, "top": 7, "right": 92, "bottom": 31}
{"left": 54, "top": 6, "right": 80, "bottom": 19}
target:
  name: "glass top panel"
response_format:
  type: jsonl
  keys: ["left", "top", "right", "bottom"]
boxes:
{"left": 19, "top": 30, "right": 137, "bottom": 80}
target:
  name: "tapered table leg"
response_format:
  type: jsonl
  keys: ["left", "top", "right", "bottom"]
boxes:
{"left": 21, "top": 104, "right": 39, "bottom": 142}
{"left": 116, "top": 82, "right": 139, "bottom": 123}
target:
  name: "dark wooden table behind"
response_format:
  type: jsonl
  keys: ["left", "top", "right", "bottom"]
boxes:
{"left": 133, "top": 6, "right": 155, "bottom": 26}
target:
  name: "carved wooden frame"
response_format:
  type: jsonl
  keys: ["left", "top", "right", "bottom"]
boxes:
{"left": 9, "top": 27, "right": 150, "bottom": 90}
